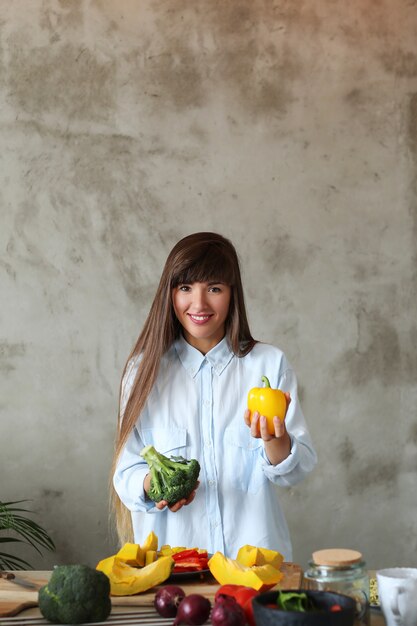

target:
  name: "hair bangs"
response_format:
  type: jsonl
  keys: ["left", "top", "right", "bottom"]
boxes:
{"left": 171, "top": 245, "right": 236, "bottom": 288}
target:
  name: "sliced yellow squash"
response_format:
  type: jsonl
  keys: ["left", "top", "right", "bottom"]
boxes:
{"left": 116, "top": 542, "right": 144, "bottom": 566}
{"left": 96, "top": 555, "right": 174, "bottom": 595}
{"left": 208, "top": 551, "right": 283, "bottom": 591}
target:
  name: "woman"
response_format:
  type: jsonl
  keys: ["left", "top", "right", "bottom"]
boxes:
{"left": 112, "top": 232, "right": 317, "bottom": 560}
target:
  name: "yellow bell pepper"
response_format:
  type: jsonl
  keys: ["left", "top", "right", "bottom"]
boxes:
{"left": 247, "top": 375, "right": 287, "bottom": 436}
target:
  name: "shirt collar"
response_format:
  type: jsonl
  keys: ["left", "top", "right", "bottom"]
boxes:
{"left": 174, "top": 334, "right": 234, "bottom": 379}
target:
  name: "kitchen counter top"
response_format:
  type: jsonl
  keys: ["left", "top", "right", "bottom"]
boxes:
{"left": 0, "top": 569, "right": 386, "bottom": 625}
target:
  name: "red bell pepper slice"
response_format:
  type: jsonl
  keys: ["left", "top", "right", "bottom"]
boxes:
{"left": 174, "top": 561, "right": 203, "bottom": 569}
{"left": 215, "top": 585, "right": 259, "bottom": 626}
{"left": 172, "top": 549, "right": 209, "bottom": 572}
{"left": 173, "top": 549, "right": 200, "bottom": 561}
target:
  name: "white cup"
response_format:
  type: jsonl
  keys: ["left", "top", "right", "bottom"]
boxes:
{"left": 376, "top": 568, "right": 417, "bottom": 626}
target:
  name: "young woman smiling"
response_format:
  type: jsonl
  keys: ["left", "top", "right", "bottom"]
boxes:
{"left": 172, "top": 281, "right": 231, "bottom": 354}
{"left": 111, "top": 232, "right": 317, "bottom": 560}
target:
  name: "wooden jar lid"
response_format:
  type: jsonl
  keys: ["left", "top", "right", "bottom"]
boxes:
{"left": 312, "top": 549, "right": 363, "bottom": 566}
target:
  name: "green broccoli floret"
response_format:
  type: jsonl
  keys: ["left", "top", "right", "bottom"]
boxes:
{"left": 38, "top": 564, "right": 111, "bottom": 624}
{"left": 141, "top": 445, "right": 200, "bottom": 505}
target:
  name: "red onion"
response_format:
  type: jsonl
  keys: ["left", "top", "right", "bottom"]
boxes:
{"left": 174, "top": 594, "right": 212, "bottom": 625}
{"left": 211, "top": 595, "right": 246, "bottom": 626}
{"left": 154, "top": 585, "right": 186, "bottom": 617}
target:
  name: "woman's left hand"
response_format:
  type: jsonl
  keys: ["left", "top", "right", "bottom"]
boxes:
{"left": 244, "top": 393, "right": 292, "bottom": 464}
{"left": 244, "top": 392, "right": 291, "bottom": 441}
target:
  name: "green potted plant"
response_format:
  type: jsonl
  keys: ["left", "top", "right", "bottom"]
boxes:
{"left": 0, "top": 500, "right": 55, "bottom": 570}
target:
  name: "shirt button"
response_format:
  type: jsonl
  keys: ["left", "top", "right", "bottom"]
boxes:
{"left": 206, "top": 440, "right": 212, "bottom": 447}
{"left": 204, "top": 400, "right": 210, "bottom": 407}
{"left": 208, "top": 480, "right": 215, "bottom": 486}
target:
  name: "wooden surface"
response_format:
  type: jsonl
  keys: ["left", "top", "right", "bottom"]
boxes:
{"left": 0, "top": 563, "right": 302, "bottom": 618}
{"left": 0, "top": 574, "right": 47, "bottom": 617}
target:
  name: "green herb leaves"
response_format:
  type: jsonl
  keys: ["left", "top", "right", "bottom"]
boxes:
{"left": 276, "top": 591, "right": 313, "bottom": 612}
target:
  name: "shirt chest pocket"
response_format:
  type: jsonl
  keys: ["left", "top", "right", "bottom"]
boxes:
{"left": 140, "top": 427, "right": 188, "bottom": 457}
{"left": 224, "top": 426, "right": 266, "bottom": 494}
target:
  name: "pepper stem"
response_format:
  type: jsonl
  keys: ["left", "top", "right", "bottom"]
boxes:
{"left": 261, "top": 375, "right": 271, "bottom": 388}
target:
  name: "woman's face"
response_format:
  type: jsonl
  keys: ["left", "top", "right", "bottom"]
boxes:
{"left": 172, "top": 281, "right": 231, "bottom": 354}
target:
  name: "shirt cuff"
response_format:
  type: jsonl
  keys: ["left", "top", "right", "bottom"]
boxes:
{"left": 261, "top": 436, "right": 300, "bottom": 476}
{"left": 113, "top": 467, "right": 157, "bottom": 513}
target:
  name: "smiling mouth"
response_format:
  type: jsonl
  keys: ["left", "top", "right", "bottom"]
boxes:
{"left": 188, "top": 314, "right": 213, "bottom": 324}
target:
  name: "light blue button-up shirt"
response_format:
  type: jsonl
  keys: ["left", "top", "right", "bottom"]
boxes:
{"left": 113, "top": 336, "right": 317, "bottom": 560}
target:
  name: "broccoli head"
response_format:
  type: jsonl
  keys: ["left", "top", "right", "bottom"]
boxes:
{"left": 38, "top": 564, "right": 111, "bottom": 624}
{"left": 141, "top": 445, "right": 200, "bottom": 505}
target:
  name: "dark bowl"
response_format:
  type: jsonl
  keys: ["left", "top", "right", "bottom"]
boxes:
{"left": 252, "top": 589, "right": 356, "bottom": 626}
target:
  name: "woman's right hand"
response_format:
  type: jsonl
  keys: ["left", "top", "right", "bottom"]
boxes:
{"left": 144, "top": 474, "right": 199, "bottom": 512}
{"left": 158, "top": 483, "right": 199, "bottom": 511}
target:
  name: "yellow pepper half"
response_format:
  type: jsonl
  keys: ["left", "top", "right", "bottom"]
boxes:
{"left": 247, "top": 375, "right": 287, "bottom": 435}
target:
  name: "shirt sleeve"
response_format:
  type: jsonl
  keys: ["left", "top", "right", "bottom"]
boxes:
{"left": 113, "top": 356, "right": 160, "bottom": 513}
{"left": 113, "top": 426, "right": 159, "bottom": 513}
{"left": 260, "top": 366, "right": 318, "bottom": 486}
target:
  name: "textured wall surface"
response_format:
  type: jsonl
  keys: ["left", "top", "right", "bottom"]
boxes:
{"left": 1, "top": 0, "right": 416, "bottom": 571}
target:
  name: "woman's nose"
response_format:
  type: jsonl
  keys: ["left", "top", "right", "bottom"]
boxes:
{"left": 191, "top": 288, "right": 207, "bottom": 310}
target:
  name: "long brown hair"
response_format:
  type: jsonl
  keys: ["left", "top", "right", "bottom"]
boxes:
{"left": 111, "top": 232, "right": 256, "bottom": 543}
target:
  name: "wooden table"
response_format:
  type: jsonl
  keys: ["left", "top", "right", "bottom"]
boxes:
{"left": 0, "top": 568, "right": 385, "bottom": 625}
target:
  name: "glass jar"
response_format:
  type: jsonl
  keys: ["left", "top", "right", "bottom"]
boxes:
{"left": 303, "top": 549, "right": 370, "bottom": 626}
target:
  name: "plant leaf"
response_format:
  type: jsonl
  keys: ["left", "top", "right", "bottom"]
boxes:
{"left": 0, "top": 552, "right": 33, "bottom": 570}
{"left": 2, "top": 516, "right": 55, "bottom": 550}
{"left": 0, "top": 500, "right": 55, "bottom": 564}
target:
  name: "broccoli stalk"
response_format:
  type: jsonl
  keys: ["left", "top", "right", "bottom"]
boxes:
{"left": 141, "top": 445, "right": 200, "bottom": 506}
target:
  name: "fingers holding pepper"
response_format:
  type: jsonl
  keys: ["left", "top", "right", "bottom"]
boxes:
{"left": 244, "top": 389, "right": 291, "bottom": 440}
{"left": 245, "top": 411, "right": 287, "bottom": 441}
{"left": 246, "top": 375, "right": 291, "bottom": 436}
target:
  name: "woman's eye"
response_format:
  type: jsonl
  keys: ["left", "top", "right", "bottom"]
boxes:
{"left": 179, "top": 285, "right": 190, "bottom": 292}
{"left": 209, "top": 286, "right": 221, "bottom": 293}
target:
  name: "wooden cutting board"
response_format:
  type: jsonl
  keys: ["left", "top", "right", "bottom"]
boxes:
{"left": 0, "top": 574, "right": 47, "bottom": 617}
{"left": 0, "top": 563, "right": 303, "bottom": 617}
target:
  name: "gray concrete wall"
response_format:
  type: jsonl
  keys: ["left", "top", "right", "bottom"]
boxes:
{"left": 1, "top": 0, "right": 416, "bottom": 571}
